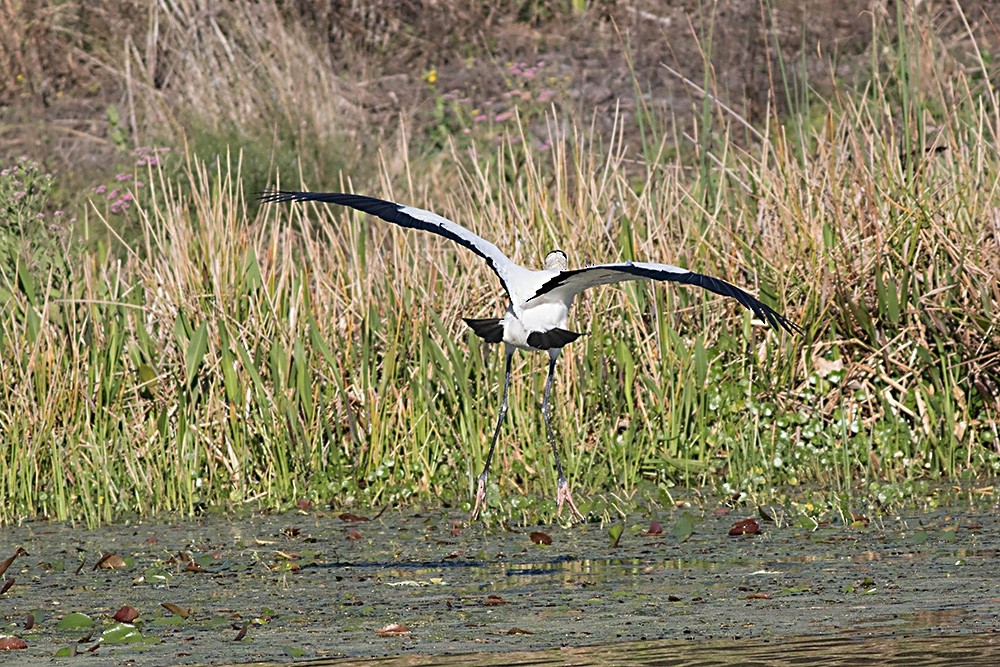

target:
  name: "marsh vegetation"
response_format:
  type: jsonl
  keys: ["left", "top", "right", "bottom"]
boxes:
{"left": 0, "top": 1, "right": 997, "bottom": 527}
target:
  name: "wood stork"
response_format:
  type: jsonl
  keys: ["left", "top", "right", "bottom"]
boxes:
{"left": 258, "top": 191, "right": 800, "bottom": 520}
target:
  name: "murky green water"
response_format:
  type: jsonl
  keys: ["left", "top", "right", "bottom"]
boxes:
{"left": 0, "top": 506, "right": 996, "bottom": 665}
{"left": 256, "top": 633, "right": 999, "bottom": 666}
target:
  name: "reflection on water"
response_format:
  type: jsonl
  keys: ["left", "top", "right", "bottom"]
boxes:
{"left": 233, "top": 633, "right": 999, "bottom": 666}
{"left": 506, "top": 556, "right": 717, "bottom": 579}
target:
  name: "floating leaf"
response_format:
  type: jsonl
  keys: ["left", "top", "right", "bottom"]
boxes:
{"left": 745, "top": 593, "right": 771, "bottom": 600}
{"left": 646, "top": 520, "right": 663, "bottom": 536}
{"left": 339, "top": 513, "right": 369, "bottom": 522}
{"left": 94, "top": 553, "right": 127, "bottom": 570}
{"left": 56, "top": 612, "right": 95, "bottom": 630}
{"left": 608, "top": 524, "right": 624, "bottom": 548}
{"left": 142, "top": 564, "right": 173, "bottom": 585}
{"left": 506, "top": 627, "right": 533, "bottom": 635}
{"left": 529, "top": 531, "right": 552, "bottom": 545}
{"left": 795, "top": 515, "right": 819, "bottom": 530}
{"left": 1, "top": 579, "right": 14, "bottom": 595}
{"left": 161, "top": 602, "right": 190, "bottom": 619}
{"left": 284, "top": 646, "right": 307, "bottom": 657}
{"left": 729, "top": 518, "right": 760, "bottom": 536}
{"left": 0, "top": 637, "right": 27, "bottom": 651}
{"left": 671, "top": 512, "right": 697, "bottom": 542}
{"left": 101, "top": 623, "right": 144, "bottom": 644}
{"left": 346, "top": 528, "right": 363, "bottom": 541}
{"left": 375, "top": 623, "right": 411, "bottom": 637}
{"left": 112, "top": 606, "right": 139, "bottom": 623}
{"left": 484, "top": 595, "right": 508, "bottom": 606}
{"left": 54, "top": 645, "right": 76, "bottom": 657}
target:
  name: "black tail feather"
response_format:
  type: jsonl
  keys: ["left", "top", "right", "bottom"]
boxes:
{"left": 463, "top": 317, "right": 504, "bottom": 344}
{"left": 527, "top": 328, "right": 583, "bottom": 350}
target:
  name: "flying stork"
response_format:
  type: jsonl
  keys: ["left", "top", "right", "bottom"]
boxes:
{"left": 258, "top": 191, "right": 800, "bottom": 521}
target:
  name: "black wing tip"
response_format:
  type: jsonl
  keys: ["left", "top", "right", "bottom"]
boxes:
{"left": 769, "top": 311, "right": 803, "bottom": 335}
{"left": 696, "top": 273, "right": 801, "bottom": 335}
{"left": 256, "top": 189, "right": 302, "bottom": 203}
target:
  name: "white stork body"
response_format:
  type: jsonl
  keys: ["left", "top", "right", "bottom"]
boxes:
{"left": 259, "top": 191, "right": 799, "bottom": 521}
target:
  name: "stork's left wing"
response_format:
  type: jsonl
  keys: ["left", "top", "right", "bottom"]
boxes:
{"left": 258, "top": 191, "right": 529, "bottom": 300}
{"left": 526, "top": 261, "right": 800, "bottom": 334}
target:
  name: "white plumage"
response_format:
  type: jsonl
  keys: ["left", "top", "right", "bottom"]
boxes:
{"left": 260, "top": 190, "right": 800, "bottom": 520}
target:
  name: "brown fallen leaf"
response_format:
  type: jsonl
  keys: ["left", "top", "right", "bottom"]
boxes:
{"left": 745, "top": 593, "right": 772, "bottom": 600}
{"left": 113, "top": 605, "right": 139, "bottom": 623}
{"left": 529, "top": 531, "right": 552, "bottom": 545}
{"left": 183, "top": 560, "right": 206, "bottom": 573}
{"left": 484, "top": 595, "right": 508, "bottom": 606}
{"left": 375, "top": 623, "right": 411, "bottom": 637}
{"left": 1, "top": 579, "right": 14, "bottom": 595}
{"left": 233, "top": 623, "right": 249, "bottom": 641}
{"left": 450, "top": 520, "right": 463, "bottom": 537}
{"left": 646, "top": 520, "right": 663, "bottom": 536}
{"left": 0, "top": 547, "right": 27, "bottom": 578}
{"left": 339, "top": 512, "right": 369, "bottom": 523}
{"left": 165, "top": 551, "right": 191, "bottom": 566}
{"left": 297, "top": 499, "right": 314, "bottom": 511}
{"left": 346, "top": 528, "right": 363, "bottom": 541}
{"left": 24, "top": 614, "right": 34, "bottom": 630}
{"left": 506, "top": 627, "right": 533, "bottom": 635}
{"left": 94, "top": 553, "right": 127, "bottom": 570}
{"left": 0, "top": 637, "right": 27, "bottom": 651}
{"left": 729, "top": 518, "right": 760, "bottom": 536}
{"left": 161, "top": 602, "right": 191, "bottom": 619}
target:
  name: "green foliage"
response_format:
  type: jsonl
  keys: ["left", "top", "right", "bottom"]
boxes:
{"left": 0, "top": 5, "right": 997, "bottom": 527}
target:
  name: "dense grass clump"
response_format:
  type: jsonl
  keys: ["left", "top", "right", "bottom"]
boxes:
{"left": 0, "top": 4, "right": 997, "bottom": 526}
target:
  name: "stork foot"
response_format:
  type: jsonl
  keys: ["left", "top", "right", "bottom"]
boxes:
{"left": 470, "top": 473, "right": 488, "bottom": 521}
{"left": 555, "top": 478, "right": 585, "bottom": 522}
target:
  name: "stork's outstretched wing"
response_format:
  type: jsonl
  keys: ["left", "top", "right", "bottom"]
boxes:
{"left": 527, "top": 261, "right": 800, "bottom": 334}
{"left": 259, "top": 191, "right": 529, "bottom": 299}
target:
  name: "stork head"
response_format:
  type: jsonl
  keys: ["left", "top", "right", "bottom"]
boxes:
{"left": 543, "top": 249, "right": 568, "bottom": 271}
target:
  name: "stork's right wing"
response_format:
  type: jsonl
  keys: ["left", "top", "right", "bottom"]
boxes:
{"left": 527, "top": 261, "right": 800, "bottom": 334}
